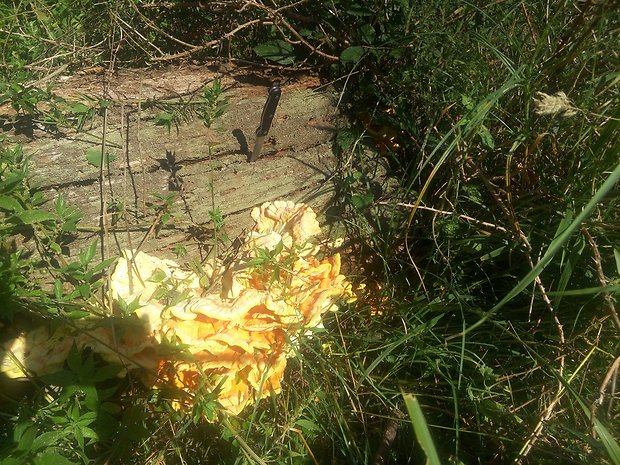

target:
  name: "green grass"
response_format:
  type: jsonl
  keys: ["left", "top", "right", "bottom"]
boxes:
{"left": 1, "top": 0, "right": 619, "bottom": 464}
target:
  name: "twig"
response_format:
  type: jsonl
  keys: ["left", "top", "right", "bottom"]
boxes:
{"left": 245, "top": 0, "right": 339, "bottom": 62}
{"left": 128, "top": 0, "right": 199, "bottom": 49}
{"left": 110, "top": 10, "right": 163, "bottom": 58}
{"left": 581, "top": 227, "right": 620, "bottom": 332}
{"left": 23, "top": 63, "right": 69, "bottom": 88}
{"left": 373, "top": 407, "right": 407, "bottom": 465}
{"left": 520, "top": 3, "right": 537, "bottom": 43}
{"left": 378, "top": 201, "right": 510, "bottom": 234}
{"left": 473, "top": 166, "right": 566, "bottom": 464}
{"left": 220, "top": 416, "right": 268, "bottom": 465}
{"left": 150, "top": 0, "right": 337, "bottom": 62}
{"left": 138, "top": 78, "right": 146, "bottom": 215}
{"left": 99, "top": 77, "right": 112, "bottom": 313}
{"left": 592, "top": 355, "right": 620, "bottom": 426}
{"left": 151, "top": 19, "right": 264, "bottom": 61}
{"left": 581, "top": 227, "right": 620, "bottom": 424}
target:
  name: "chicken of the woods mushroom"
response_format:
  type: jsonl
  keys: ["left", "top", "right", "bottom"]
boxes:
{"left": 0, "top": 201, "right": 353, "bottom": 417}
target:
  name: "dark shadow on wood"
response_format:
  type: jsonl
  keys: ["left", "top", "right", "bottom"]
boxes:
{"left": 286, "top": 154, "right": 331, "bottom": 178}
{"left": 232, "top": 128, "right": 248, "bottom": 156}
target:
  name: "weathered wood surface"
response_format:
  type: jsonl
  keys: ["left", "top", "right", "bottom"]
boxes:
{"left": 8, "top": 65, "right": 343, "bottom": 262}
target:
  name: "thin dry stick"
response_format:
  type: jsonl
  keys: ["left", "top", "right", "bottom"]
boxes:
{"left": 581, "top": 227, "right": 620, "bottom": 332}
{"left": 293, "top": 429, "right": 320, "bottom": 465}
{"left": 23, "top": 63, "right": 69, "bottom": 88}
{"left": 119, "top": 103, "right": 137, "bottom": 293}
{"left": 269, "top": 9, "right": 338, "bottom": 61}
{"left": 152, "top": 18, "right": 264, "bottom": 61}
{"left": 591, "top": 355, "right": 620, "bottom": 427}
{"left": 99, "top": 80, "right": 113, "bottom": 313}
{"left": 334, "top": 312, "right": 368, "bottom": 424}
{"left": 603, "top": 356, "right": 619, "bottom": 420}
{"left": 378, "top": 201, "right": 510, "bottom": 234}
{"left": 243, "top": 0, "right": 338, "bottom": 61}
{"left": 581, "top": 227, "right": 620, "bottom": 424}
{"left": 520, "top": 2, "right": 537, "bottom": 43}
{"left": 373, "top": 407, "right": 407, "bottom": 465}
{"left": 138, "top": 78, "right": 146, "bottom": 215}
{"left": 478, "top": 167, "right": 563, "bottom": 342}
{"left": 152, "top": 0, "right": 337, "bottom": 62}
{"left": 110, "top": 11, "right": 162, "bottom": 58}
{"left": 128, "top": 0, "right": 199, "bottom": 49}
{"left": 474, "top": 167, "right": 566, "bottom": 464}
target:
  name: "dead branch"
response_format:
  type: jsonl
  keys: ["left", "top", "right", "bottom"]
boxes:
{"left": 243, "top": 0, "right": 339, "bottom": 61}
{"left": 472, "top": 164, "right": 567, "bottom": 464}
{"left": 373, "top": 407, "right": 407, "bottom": 465}
{"left": 151, "top": 18, "right": 264, "bottom": 61}
{"left": 581, "top": 227, "right": 620, "bottom": 332}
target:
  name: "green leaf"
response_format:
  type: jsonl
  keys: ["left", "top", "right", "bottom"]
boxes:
{"left": 66, "top": 345, "right": 81, "bottom": 373}
{"left": 68, "top": 102, "right": 90, "bottom": 114}
{"left": 73, "top": 426, "right": 84, "bottom": 451}
{"left": 90, "top": 257, "right": 117, "bottom": 274}
{"left": 86, "top": 148, "right": 116, "bottom": 168}
{"left": 31, "top": 431, "right": 70, "bottom": 451}
{"left": 117, "top": 295, "right": 142, "bottom": 315}
{"left": 33, "top": 452, "right": 77, "bottom": 465}
{"left": 346, "top": 4, "right": 372, "bottom": 16}
{"left": 613, "top": 247, "right": 620, "bottom": 276}
{"left": 15, "top": 422, "right": 37, "bottom": 451}
{"left": 147, "top": 268, "right": 167, "bottom": 283}
{"left": 65, "top": 310, "right": 91, "bottom": 319}
{"left": 403, "top": 395, "right": 441, "bottom": 465}
{"left": 76, "top": 411, "right": 97, "bottom": 424}
{"left": 31, "top": 191, "right": 46, "bottom": 207}
{"left": 77, "top": 283, "right": 90, "bottom": 298}
{"left": 336, "top": 129, "right": 357, "bottom": 151}
{"left": 340, "top": 46, "right": 364, "bottom": 64}
{"left": 81, "top": 384, "right": 99, "bottom": 412}
{"left": 1, "top": 456, "right": 26, "bottom": 465}
{"left": 153, "top": 112, "right": 175, "bottom": 126}
{"left": 0, "top": 195, "right": 22, "bottom": 212}
{"left": 79, "top": 426, "right": 98, "bottom": 440}
{"left": 54, "top": 279, "right": 64, "bottom": 299}
{"left": 351, "top": 193, "right": 374, "bottom": 209}
{"left": 273, "top": 240, "right": 284, "bottom": 256}
{"left": 169, "top": 288, "right": 191, "bottom": 306}
{"left": 295, "top": 419, "right": 321, "bottom": 434}
{"left": 13, "top": 209, "right": 57, "bottom": 224}
{"left": 61, "top": 220, "right": 78, "bottom": 233}
{"left": 80, "top": 240, "right": 98, "bottom": 266}
{"left": 254, "top": 40, "right": 296, "bottom": 65}
{"left": 1, "top": 173, "right": 26, "bottom": 195}
{"left": 49, "top": 241, "right": 62, "bottom": 254}
{"left": 359, "top": 23, "right": 376, "bottom": 44}
{"left": 92, "top": 364, "right": 124, "bottom": 383}
{"left": 478, "top": 125, "right": 495, "bottom": 149}
{"left": 461, "top": 94, "right": 474, "bottom": 110}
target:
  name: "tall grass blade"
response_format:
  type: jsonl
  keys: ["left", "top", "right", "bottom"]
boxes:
{"left": 403, "top": 394, "right": 442, "bottom": 465}
{"left": 594, "top": 419, "right": 620, "bottom": 465}
{"left": 562, "top": 381, "right": 620, "bottom": 465}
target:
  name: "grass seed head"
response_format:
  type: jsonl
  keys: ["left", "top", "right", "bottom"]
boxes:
{"left": 534, "top": 91, "right": 578, "bottom": 117}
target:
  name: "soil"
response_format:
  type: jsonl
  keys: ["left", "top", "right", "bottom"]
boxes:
{"left": 2, "top": 63, "right": 345, "bottom": 263}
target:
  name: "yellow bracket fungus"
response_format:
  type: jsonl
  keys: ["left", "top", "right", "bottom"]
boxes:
{"left": 0, "top": 201, "right": 353, "bottom": 417}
